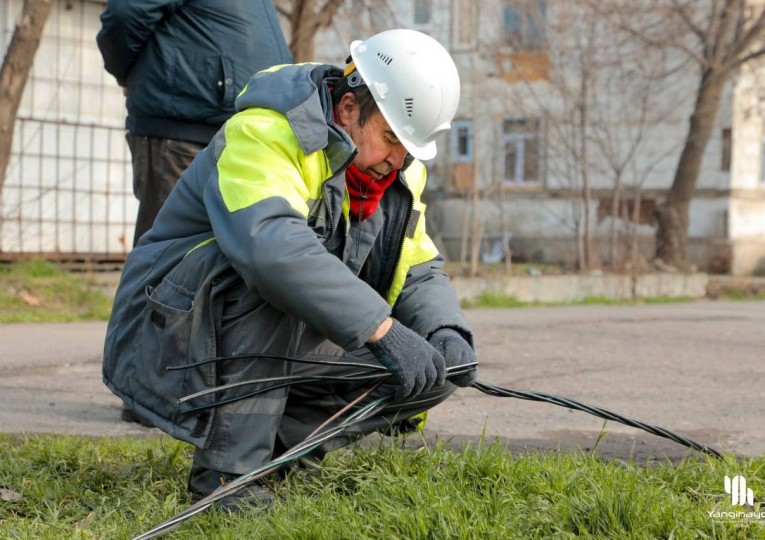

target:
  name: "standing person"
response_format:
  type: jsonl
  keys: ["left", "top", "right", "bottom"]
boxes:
{"left": 96, "top": 0, "right": 292, "bottom": 247}
{"left": 103, "top": 29, "right": 478, "bottom": 510}
{"left": 97, "top": 0, "right": 292, "bottom": 425}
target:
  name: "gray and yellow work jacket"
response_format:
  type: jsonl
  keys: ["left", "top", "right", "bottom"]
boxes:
{"left": 103, "top": 63, "right": 471, "bottom": 447}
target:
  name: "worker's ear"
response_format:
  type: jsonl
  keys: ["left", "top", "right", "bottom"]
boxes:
{"left": 334, "top": 92, "right": 358, "bottom": 129}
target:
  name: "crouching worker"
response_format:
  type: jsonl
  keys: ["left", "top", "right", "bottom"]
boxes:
{"left": 103, "top": 29, "right": 478, "bottom": 511}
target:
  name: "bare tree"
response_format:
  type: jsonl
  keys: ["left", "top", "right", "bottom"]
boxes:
{"left": 0, "top": 0, "right": 53, "bottom": 202}
{"left": 275, "top": 0, "right": 345, "bottom": 61}
{"left": 606, "top": 0, "right": 765, "bottom": 269}
{"left": 587, "top": 29, "right": 688, "bottom": 270}
{"left": 500, "top": 2, "right": 661, "bottom": 270}
{"left": 274, "top": 0, "right": 397, "bottom": 62}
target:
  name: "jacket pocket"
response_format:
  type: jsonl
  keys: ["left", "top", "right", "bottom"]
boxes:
{"left": 142, "top": 279, "right": 195, "bottom": 390}
{"left": 171, "top": 49, "right": 232, "bottom": 112}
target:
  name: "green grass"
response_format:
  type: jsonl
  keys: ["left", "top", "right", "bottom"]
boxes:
{"left": 461, "top": 293, "right": 529, "bottom": 309}
{"left": 0, "top": 260, "right": 113, "bottom": 323}
{"left": 1, "top": 434, "right": 764, "bottom": 539}
{"left": 461, "top": 292, "right": 695, "bottom": 309}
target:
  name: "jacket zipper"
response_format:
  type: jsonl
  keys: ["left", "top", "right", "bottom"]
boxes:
{"left": 384, "top": 185, "right": 415, "bottom": 295}
{"left": 204, "top": 276, "right": 224, "bottom": 448}
{"left": 322, "top": 151, "right": 356, "bottom": 243}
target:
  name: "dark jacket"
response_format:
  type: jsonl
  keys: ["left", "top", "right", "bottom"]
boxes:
{"left": 96, "top": 0, "right": 293, "bottom": 144}
{"left": 103, "top": 64, "right": 471, "bottom": 446}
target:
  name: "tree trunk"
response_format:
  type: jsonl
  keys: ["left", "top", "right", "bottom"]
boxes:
{"left": 629, "top": 186, "right": 643, "bottom": 271}
{"left": 469, "top": 179, "right": 481, "bottom": 277}
{"left": 574, "top": 196, "right": 585, "bottom": 271}
{"left": 284, "top": 0, "right": 346, "bottom": 62}
{"left": 459, "top": 197, "right": 469, "bottom": 272}
{"left": 578, "top": 82, "right": 595, "bottom": 270}
{"left": 289, "top": 0, "right": 317, "bottom": 62}
{"left": 655, "top": 69, "right": 726, "bottom": 268}
{"left": 609, "top": 170, "right": 623, "bottom": 270}
{"left": 0, "top": 0, "right": 52, "bottom": 203}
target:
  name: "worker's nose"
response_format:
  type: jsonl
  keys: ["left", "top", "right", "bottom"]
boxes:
{"left": 389, "top": 144, "right": 408, "bottom": 170}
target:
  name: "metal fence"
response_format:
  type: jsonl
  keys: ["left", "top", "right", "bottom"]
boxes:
{"left": 0, "top": 117, "right": 134, "bottom": 264}
{"left": 1, "top": 0, "right": 135, "bottom": 266}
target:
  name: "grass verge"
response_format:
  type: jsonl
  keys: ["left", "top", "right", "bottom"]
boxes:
{"left": 461, "top": 292, "right": 695, "bottom": 309}
{"left": 1, "top": 434, "right": 764, "bottom": 539}
{"left": 0, "top": 260, "right": 113, "bottom": 323}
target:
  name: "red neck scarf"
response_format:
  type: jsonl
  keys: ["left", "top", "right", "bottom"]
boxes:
{"left": 345, "top": 163, "right": 397, "bottom": 220}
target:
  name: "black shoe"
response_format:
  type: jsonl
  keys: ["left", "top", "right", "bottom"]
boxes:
{"left": 120, "top": 406, "right": 155, "bottom": 428}
{"left": 188, "top": 466, "right": 275, "bottom": 513}
{"left": 382, "top": 415, "right": 424, "bottom": 436}
{"left": 271, "top": 436, "right": 322, "bottom": 480}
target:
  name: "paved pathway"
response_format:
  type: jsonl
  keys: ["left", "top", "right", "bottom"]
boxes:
{"left": 1, "top": 300, "right": 763, "bottom": 460}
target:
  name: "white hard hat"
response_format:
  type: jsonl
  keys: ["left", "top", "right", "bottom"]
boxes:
{"left": 349, "top": 29, "right": 460, "bottom": 161}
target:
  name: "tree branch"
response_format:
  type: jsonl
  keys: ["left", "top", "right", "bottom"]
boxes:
{"left": 724, "top": 7, "right": 765, "bottom": 67}
{"left": 669, "top": 0, "right": 707, "bottom": 44}
{"left": 317, "top": 0, "right": 346, "bottom": 29}
{"left": 708, "top": 0, "right": 738, "bottom": 66}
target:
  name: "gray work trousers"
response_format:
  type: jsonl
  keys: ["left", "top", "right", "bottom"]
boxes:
{"left": 191, "top": 338, "right": 457, "bottom": 476}
{"left": 126, "top": 134, "right": 205, "bottom": 247}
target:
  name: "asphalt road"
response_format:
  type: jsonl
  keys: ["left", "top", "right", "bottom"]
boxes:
{"left": 1, "top": 300, "right": 763, "bottom": 461}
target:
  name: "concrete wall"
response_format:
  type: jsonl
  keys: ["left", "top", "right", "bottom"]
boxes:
{"left": 450, "top": 273, "right": 710, "bottom": 303}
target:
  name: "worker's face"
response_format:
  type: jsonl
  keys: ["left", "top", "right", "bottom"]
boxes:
{"left": 335, "top": 93, "right": 409, "bottom": 179}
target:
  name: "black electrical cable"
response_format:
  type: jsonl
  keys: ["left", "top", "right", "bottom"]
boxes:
{"left": 178, "top": 369, "right": 389, "bottom": 405}
{"left": 178, "top": 364, "right": 721, "bottom": 458}
{"left": 471, "top": 380, "right": 723, "bottom": 459}
{"left": 132, "top": 362, "right": 724, "bottom": 539}
{"left": 166, "top": 351, "right": 389, "bottom": 372}
{"left": 176, "top": 368, "right": 390, "bottom": 414}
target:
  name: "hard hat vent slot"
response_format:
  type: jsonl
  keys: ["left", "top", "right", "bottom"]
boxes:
{"left": 404, "top": 98, "right": 414, "bottom": 117}
{"left": 377, "top": 52, "right": 393, "bottom": 65}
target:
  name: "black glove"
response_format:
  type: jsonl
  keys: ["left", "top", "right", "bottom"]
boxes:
{"left": 428, "top": 328, "right": 478, "bottom": 387}
{"left": 367, "top": 319, "right": 446, "bottom": 400}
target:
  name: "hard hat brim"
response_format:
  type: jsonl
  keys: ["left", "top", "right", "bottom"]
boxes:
{"left": 404, "top": 139, "right": 437, "bottom": 161}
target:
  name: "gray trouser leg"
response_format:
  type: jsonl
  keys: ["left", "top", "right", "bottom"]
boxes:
{"left": 125, "top": 134, "right": 204, "bottom": 247}
{"left": 189, "top": 279, "right": 302, "bottom": 476}
{"left": 277, "top": 341, "right": 457, "bottom": 458}
{"left": 192, "top": 335, "right": 455, "bottom": 475}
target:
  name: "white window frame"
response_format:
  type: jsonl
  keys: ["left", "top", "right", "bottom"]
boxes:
{"left": 451, "top": 120, "right": 473, "bottom": 163}
{"left": 502, "top": 117, "right": 542, "bottom": 185}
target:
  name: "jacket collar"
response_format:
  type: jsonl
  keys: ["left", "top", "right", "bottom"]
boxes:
{"left": 235, "top": 63, "right": 356, "bottom": 174}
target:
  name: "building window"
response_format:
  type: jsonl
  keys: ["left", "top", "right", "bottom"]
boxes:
{"left": 451, "top": 121, "right": 473, "bottom": 163}
{"left": 721, "top": 128, "right": 731, "bottom": 171}
{"left": 413, "top": 0, "right": 431, "bottom": 26}
{"left": 504, "top": 1, "right": 547, "bottom": 49}
{"left": 502, "top": 117, "right": 542, "bottom": 184}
